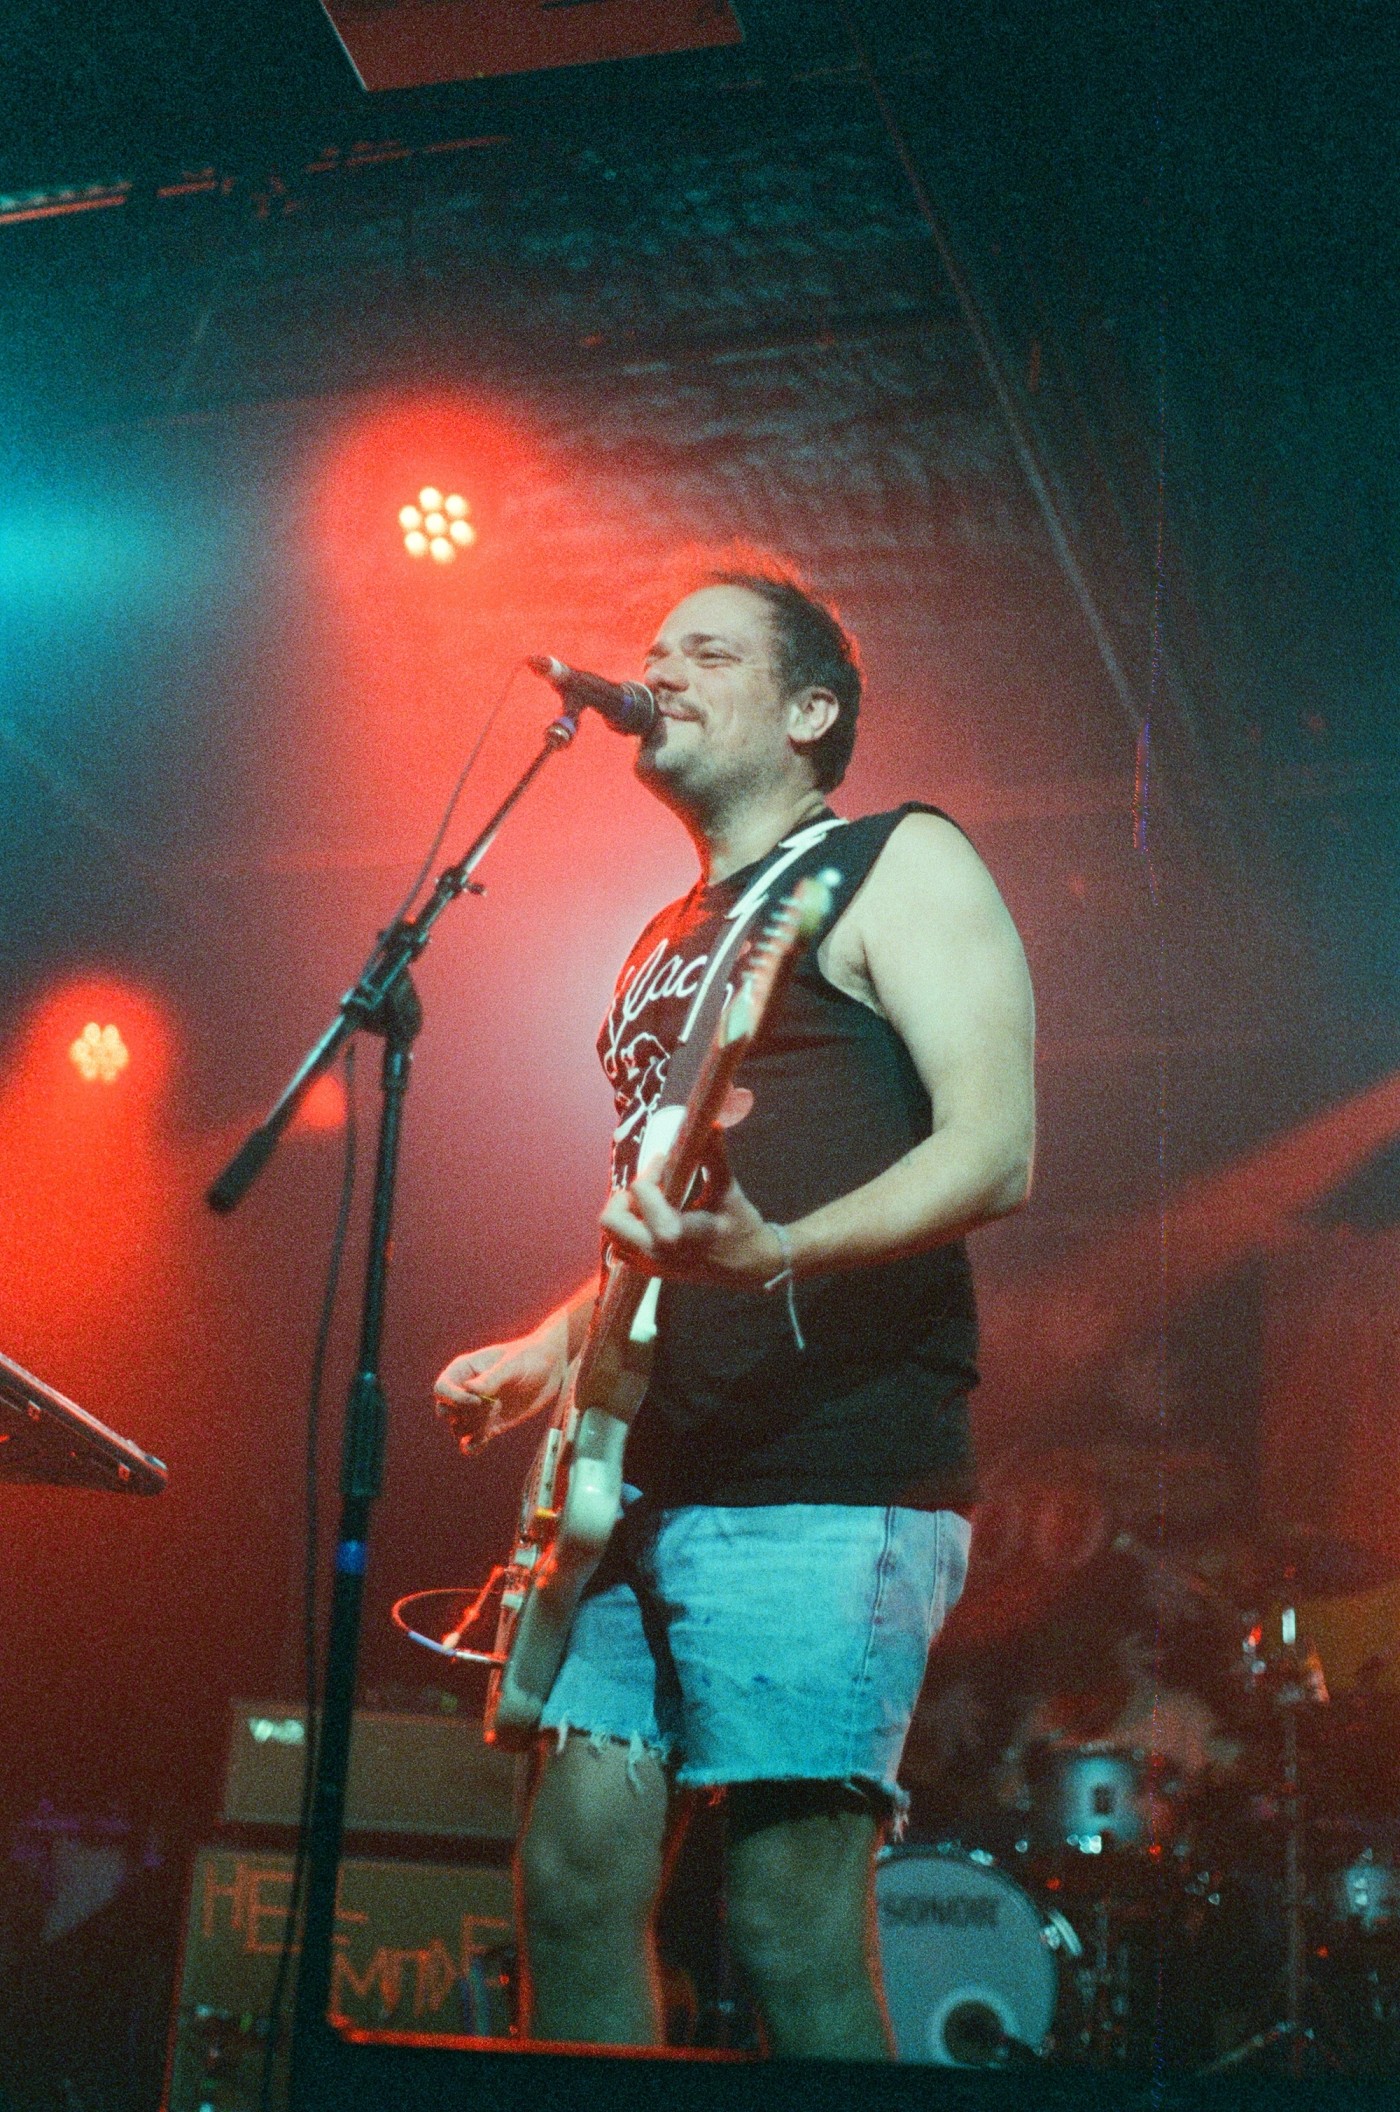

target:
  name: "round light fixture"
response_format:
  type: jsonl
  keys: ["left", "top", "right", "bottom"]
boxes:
{"left": 402, "top": 488, "right": 474, "bottom": 562}
{"left": 69, "top": 1022, "right": 130, "bottom": 1083}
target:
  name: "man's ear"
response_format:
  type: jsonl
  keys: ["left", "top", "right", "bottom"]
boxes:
{"left": 786, "top": 686, "right": 840, "bottom": 754}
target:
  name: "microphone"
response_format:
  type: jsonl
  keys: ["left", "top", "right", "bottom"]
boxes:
{"left": 528, "top": 655, "right": 657, "bottom": 737}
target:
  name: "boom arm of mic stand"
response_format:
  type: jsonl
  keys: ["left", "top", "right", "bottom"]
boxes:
{"left": 205, "top": 706, "right": 579, "bottom": 1215}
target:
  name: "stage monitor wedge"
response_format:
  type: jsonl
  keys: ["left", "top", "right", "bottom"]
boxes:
{"left": 320, "top": 0, "right": 743, "bottom": 93}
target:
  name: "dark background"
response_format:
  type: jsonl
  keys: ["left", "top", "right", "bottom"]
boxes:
{"left": 0, "top": 0, "right": 1395, "bottom": 2092}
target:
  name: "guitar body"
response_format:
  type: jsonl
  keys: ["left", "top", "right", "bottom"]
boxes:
{"left": 483, "top": 873, "right": 836, "bottom": 1750}
{"left": 485, "top": 1267, "right": 658, "bottom": 1748}
{"left": 487, "top": 1406, "right": 630, "bottom": 1746}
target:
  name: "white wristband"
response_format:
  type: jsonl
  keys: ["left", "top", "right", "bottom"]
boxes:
{"left": 762, "top": 1223, "right": 806, "bottom": 1353}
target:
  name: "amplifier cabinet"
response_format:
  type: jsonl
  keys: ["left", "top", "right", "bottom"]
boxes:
{"left": 221, "top": 1702, "right": 523, "bottom": 1838}
{"left": 164, "top": 1848, "right": 513, "bottom": 2112}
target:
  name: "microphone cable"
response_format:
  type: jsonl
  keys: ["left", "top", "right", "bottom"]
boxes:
{"left": 258, "top": 1039, "right": 358, "bottom": 2112}
{"left": 383, "top": 661, "right": 533, "bottom": 930}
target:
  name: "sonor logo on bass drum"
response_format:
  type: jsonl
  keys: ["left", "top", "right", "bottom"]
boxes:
{"left": 879, "top": 1893, "right": 1000, "bottom": 1929}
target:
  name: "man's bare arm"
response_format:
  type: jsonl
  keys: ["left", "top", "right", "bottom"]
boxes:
{"left": 785, "top": 812, "right": 1034, "bottom": 1272}
{"left": 433, "top": 1277, "right": 597, "bottom": 1451}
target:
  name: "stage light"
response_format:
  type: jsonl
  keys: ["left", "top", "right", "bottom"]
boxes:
{"left": 401, "top": 488, "right": 474, "bottom": 561}
{"left": 68, "top": 1022, "right": 129, "bottom": 1084}
{"left": 292, "top": 1072, "right": 347, "bottom": 1133}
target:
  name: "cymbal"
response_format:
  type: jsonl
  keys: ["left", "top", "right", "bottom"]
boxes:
{"left": 1088, "top": 1445, "right": 1242, "bottom": 1532}
{"left": 1192, "top": 1525, "right": 1398, "bottom": 1605}
{"left": 1253, "top": 1525, "right": 1399, "bottom": 1600}
{"left": 985, "top": 1444, "right": 1240, "bottom": 1530}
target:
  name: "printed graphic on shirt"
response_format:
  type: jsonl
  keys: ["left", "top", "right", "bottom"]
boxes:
{"left": 596, "top": 816, "right": 851, "bottom": 1196}
{"left": 598, "top": 919, "right": 727, "bottom": 1191}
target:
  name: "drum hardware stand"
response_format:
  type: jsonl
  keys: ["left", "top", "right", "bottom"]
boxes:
{"left": 206, "top": 700, "right": 583, "bottom": 2112}
{"left": 1199, "top": 1635, "right": 1351, "bottom": 2078}
{"left": 1076, "top": 1895, "right": 1133, "bottom": 2065}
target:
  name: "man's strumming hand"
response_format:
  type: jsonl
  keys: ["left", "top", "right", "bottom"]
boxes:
{"left": 433, "top": 1314, "right": 571, "bottom": 1454}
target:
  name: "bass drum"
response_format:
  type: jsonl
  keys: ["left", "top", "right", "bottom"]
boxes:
{"left": 876, "top": 1846, "right": 1078, "bottom": 2065}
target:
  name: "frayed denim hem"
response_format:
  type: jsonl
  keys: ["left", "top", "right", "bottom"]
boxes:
{"left": 543, "top": 1719, "right": 674, "bottom": 1789}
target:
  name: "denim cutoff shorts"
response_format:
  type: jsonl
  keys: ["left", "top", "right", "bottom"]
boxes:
{"left": 538, "top": 1498, "right": 971, "bottom": 1820}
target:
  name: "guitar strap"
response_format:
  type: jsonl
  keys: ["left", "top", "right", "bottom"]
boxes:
{"left": 646, "top": 811, "right": 850, "bottom": 1123}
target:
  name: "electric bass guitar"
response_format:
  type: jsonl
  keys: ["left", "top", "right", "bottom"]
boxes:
{"left": 485, "top": 869, "right": 837, "bottom": 1748}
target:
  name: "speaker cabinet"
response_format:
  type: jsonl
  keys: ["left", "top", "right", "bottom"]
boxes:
{"left": 164, "top": 1849, "right": 514, "bottom": 2112}
{"left": 221, "top": 1702, "right": 523, "bottom": 1839}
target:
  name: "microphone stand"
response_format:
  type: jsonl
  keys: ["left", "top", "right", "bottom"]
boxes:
{"left": 206, "top": 701, "right": 582, "bottom": 2109}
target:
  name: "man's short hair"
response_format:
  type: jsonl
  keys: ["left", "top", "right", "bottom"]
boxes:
{"left": 705, "top": 567, "right": 862, "bottom": 792}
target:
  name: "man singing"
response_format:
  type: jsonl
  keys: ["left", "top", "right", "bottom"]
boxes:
{"left": 435, "top": 564, "right": 1035, "bottom": 2057}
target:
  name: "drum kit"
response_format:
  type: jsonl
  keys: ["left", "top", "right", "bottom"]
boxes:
{"left": 886, "top": 1448, "right": 1400, "bottom": 2077}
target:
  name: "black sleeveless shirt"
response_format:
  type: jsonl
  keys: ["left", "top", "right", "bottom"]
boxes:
{"left": 596, "top": 805, "right": 979, "bottom": 1512}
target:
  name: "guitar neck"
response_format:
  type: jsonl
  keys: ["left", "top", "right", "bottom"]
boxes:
{"left": 582, "top": 868, "right": 835, "bottom": 1366}
{"left": 655, "top": 1034, "right": 747, "bottom": 1209}
{"left": 589, "top": 1036, "right": 747, "bottom": 1341}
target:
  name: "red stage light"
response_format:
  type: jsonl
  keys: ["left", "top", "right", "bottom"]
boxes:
{"left": 293, "top": 1072, "right": 348, "bottom": 1133}
{"left": 0, "top": 978, "right": 178, "bottom": 1366}
{"left": 400, "top": 485, "right": 475, "bottom": 562}
{"left": 68, "top": 1021, "right": 130, "bottom": 1083}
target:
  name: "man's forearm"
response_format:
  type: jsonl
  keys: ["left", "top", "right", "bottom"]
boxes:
{"left": 782, "top": 1128, "right": 1030, "bottom": 1278}
{"left": 546, "top": 1278, "right": 599, "bottom": 1358}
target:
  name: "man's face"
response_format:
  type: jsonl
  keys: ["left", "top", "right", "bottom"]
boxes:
{"left": 635, "top": 584, "right": 796, "bottom": 811}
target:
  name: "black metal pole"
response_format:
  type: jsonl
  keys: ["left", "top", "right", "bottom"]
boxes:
{"left": 206, "top": 705, "right": 582, "bottom": 2106}
{"left": 287, "top": 980, "right": 419, "bottom": 2106}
